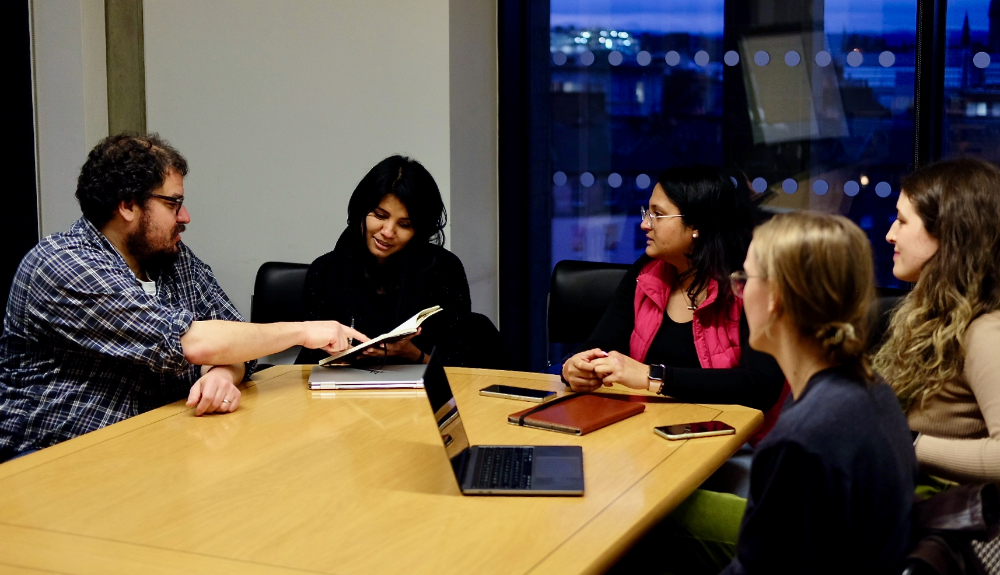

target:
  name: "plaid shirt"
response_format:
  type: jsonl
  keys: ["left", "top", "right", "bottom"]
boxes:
{"left": 0, "top": 217, "right": 254, "bottom": 459}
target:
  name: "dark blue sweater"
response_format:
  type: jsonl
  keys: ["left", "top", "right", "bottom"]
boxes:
{"left": 722, "top": 367, "right": 917, "bottom": 575}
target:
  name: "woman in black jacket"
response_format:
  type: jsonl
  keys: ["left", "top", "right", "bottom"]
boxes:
{"left": 297, "top": 155, "right": 499, "bottom": 367}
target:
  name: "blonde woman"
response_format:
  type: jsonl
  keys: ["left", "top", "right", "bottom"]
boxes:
{"left": 712, "top": 212, "right": 917, "bottom": 574}
{"left": 875, "top": 158, "right": 1000, "bottom": 485}
{"left": 612, "top": 212, "right": 916, "bottom": 575}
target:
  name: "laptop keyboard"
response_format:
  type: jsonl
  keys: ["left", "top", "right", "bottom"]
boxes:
{"left": 471, "top": 446, "right": 534, "bottom": 490}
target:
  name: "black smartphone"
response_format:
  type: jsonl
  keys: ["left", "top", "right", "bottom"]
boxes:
{"left": 479, "top": 384, "right": 557, "bottom": 403}
{"left": 654, "top": 421, "right": 736, "bottom": 440}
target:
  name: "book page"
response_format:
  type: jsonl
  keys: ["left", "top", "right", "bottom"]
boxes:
{"left": 319, "top": 306, "right": 442, "bottom": 365}
{"left": 384, "top": 306, "right": 442, "bottom": 338}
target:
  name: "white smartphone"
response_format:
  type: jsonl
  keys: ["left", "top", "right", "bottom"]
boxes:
{"left": 654, "top": 421, "right": 736, "bottom": 440}
{"left": 479, "top": 384, "right": 557, "bottom": 403}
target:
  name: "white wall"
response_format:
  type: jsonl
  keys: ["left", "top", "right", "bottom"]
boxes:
{"left": 32, "top": 0, "right": 108, "bottom": 237}
{"left": 143, "top": 0, "right": 454, "bottom": 320}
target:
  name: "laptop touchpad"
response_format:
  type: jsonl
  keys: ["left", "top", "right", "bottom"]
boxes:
{"left": 535, "top": 456, "right": 583, "bottom": 478}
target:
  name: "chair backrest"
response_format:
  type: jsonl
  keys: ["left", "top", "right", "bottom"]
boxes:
{"left": 868, "top": 288, "right": 907, "bottom": 351}
{"left": 251, "top": 262, "right": 310, "bottom": 324}
{"left": 547, "top": 260, "right": 631, "bottom": 362}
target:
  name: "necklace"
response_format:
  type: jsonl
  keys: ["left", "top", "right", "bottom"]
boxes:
{"left": 673, "top": 274, "right": 701, "bottom": 311}
{"left": 686, "top": 292, "right": 699, "bottom": 311}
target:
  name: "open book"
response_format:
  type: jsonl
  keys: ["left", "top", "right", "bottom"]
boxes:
{"left": 318, "top": 306, "right": 442, "bottom": 366}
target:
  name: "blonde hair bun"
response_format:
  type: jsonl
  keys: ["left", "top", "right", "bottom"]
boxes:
{"left": 816, "top": 322, "right": 863, "bottom": 360}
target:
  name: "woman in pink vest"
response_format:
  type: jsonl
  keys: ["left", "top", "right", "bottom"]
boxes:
{"left": 562, "top": 166, "right": 787, "bottom": 443}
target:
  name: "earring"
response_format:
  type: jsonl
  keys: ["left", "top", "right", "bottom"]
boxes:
{"left": 692, "top": 233, "right": 698, "bottom": 239}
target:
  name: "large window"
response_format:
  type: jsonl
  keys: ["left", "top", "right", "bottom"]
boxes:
{"left": 548, "top": 0, "right": 915, "bottom": 284}
{"left": 943, "top": 0, "right": 1000, "bottom": 162}
{"left": 501, "top": 0, "right": 986, "bottom": 372}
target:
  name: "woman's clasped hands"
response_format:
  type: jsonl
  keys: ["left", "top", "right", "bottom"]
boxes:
{"left": 562, "top": 348, "right": 652, "bottom": 392}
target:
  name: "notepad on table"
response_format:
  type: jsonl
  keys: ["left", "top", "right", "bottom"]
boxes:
{"left": 507, "top": 394, "right": 645, "bottom": 436}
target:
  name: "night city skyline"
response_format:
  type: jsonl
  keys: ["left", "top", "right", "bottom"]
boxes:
{"left": 552, "top": 0, "right": 991, "bottom": 34}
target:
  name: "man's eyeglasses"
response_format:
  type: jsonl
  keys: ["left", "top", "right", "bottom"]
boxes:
{"left": 640, "top": 206, "right": 684, "bottom": 224}
{"left": 149, "top": 194, "right": 185, "bottom": 215}
{"left": 729, "top": 270, "right": 765, "bottom": 299}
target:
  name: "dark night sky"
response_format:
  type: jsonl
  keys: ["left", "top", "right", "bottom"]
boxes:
{"left": 551, "top": 0, "right": 990, "bottom": 34}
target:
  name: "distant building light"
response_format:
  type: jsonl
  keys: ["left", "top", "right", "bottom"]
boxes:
{"left": 620, "top": 32, "right": 628, "bottom": 38}
{"left": 605, "top": 39, "right": 613, "bottom": 49}
{"left": 610, "top": 30, "right": 618, "bottom": 37}
{"left": 623, "top": 40, "right": 631, "bottom": 46}
{"left": 860, "top": 175, "right": 870, "bottom": 186}
{"left": 978, "top": 102, "right": 988, "bottom": 116}
{"left": 600, "top": 30, "right": 608, "bottom": 37}
{"left": 581, "top": 31, "right": 591, "bottom": 38}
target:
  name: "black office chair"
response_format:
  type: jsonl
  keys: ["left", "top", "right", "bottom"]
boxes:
{"left": 251, "top": 262, "right": 310, "bottom": 324}
{"left": 251, "top": 262, "right": 310, "bottom": 370}
{"left": 868, "top": 287, "right": 908, "bottom": 351}
{"left": 547, "top": 260, "right": 631, "bottom": 367}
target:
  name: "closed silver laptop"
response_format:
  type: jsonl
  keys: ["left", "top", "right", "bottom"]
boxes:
{"left": 307, "top": 363, "right": 426, "bottom": 390}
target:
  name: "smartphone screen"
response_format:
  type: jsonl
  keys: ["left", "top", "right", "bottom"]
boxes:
{"left": 479, "top": 385, "right": 556, "bottom": 402}
{"left": 654, "top": 421, "right": 736, "bottom": 440}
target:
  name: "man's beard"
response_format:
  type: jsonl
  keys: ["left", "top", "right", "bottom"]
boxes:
{"left": 126, "top": 212, "right": 186, "bottom": 275}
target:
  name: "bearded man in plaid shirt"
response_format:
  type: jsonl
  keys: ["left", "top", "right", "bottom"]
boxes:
{"left": 0, "top": 134, "right": 365, "bottom": 461}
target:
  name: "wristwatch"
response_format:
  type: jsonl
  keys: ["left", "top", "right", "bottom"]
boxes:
{"left": 648, "top": 364, "right": 666, "bottom": 394}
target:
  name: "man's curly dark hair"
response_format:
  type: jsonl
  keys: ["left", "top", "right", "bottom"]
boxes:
{"left": 75, "top": 133, "right": 188, "bottom": 227}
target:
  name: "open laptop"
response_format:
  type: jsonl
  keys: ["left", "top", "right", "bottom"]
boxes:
{"left": 308, "top": 363, "right": 426, "bottom": 390}
{"left": 422, "top": 350, "right": 584, "bottom": 496}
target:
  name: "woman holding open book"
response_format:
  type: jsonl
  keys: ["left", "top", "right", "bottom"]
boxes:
{"left": 562, "top": 166, "right": 786, "bottom": 444}
{"left": 297, "top": 155, "right": 502, "bottom": 367}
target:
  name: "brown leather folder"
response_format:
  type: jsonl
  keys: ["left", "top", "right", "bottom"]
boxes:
{"left": 507, "top": 393, "right": 645, "bottom": 436}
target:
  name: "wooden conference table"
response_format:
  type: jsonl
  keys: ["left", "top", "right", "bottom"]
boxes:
{"left": 0, "top": 366, "right": 762, "bottom": 575}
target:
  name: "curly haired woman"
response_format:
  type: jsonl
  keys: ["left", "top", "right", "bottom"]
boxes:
{"left": 874, "top": 158, "right": 1000, "bottom": 484}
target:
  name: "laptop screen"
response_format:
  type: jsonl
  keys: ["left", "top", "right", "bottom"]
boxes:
{"left": 422, "top": 350, "right": 472, "bottom": 482}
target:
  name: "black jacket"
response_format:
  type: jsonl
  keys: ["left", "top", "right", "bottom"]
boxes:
{"left": 296, "top": 227, "right": 472, "bottom": 366}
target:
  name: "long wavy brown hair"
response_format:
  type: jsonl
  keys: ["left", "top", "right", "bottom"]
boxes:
{"left": 873, "top": 158, "right": 1000, "bottom": 410}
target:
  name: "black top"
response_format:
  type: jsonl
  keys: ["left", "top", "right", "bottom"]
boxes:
{"left": 296, "top": 227, "right": 472, "bottom": 366}
{"left": 722, "top": 367, "right": 918, "bottom": 575}
{"left": 653, "top": 315, "right": 700, "bottom": 369}
{"left": 579, "top": 257, "right": 784, "bottom": 412}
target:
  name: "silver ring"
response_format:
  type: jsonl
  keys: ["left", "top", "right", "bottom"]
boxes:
{"left": 222, "top": 399, "right": 231, "bottom": 404}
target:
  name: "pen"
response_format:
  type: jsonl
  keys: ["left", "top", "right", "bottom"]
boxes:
{"left": 349, "top": 316, "right": 356, "bottom": 347}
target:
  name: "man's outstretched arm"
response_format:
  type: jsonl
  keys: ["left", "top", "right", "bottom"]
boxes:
{"left": 180, "top": 320, "right": 367, "bottom": 367}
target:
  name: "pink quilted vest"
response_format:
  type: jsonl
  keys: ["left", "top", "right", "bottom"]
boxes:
{"left": 629, "top": 259, "right": 788, "bottom": 446}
